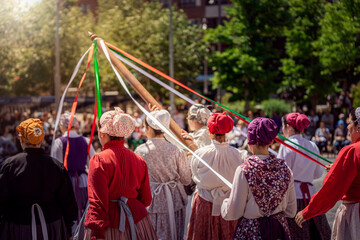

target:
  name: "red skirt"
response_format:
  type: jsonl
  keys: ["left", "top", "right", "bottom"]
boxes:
{"left": 186, "top": 193, "right": 237, "bottom": 240}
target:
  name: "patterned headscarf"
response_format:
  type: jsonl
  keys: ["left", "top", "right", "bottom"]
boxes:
{"left": 60, "top": 112, "right": 80, "bottom": 129}
{"left": 286, "top": 113, "right": 310, "bottom": 132}
{"left": 355, "top": 107, "right": 360, "bottom": 123}
{"left": 247, "top": 117, "right": 278, "bottom": 146}
{"left": 99, "top": 107, "right": 135, "bottom": 138}
{"left": 16, "top": 118, "right": 44, "bottom": 145}
{"left": 188, "top": 104, "right": 211, "bottom": 125}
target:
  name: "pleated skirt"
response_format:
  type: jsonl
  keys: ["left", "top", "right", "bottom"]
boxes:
{"left": 0, "top": 218, "right": 68, "bottom": 240}
{"left": 83, "top": 215, "right": 158, "bottom": 240}
{"left": 186, "top": 193, "right": 237, "bottom": 240}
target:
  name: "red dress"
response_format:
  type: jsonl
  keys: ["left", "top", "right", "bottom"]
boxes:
{"left": 84, "top": 140, "right": 152, "bottom": 239}
{"left": 302, "top": 140, "right": 360, "bottom": 219}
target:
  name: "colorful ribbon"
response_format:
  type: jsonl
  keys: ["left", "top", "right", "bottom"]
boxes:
{"left": 94, "top": 40, "right": 103, "bottom": 118}
{"left": 51, "top": 47, "right": 91, "bottom": 156}
{"left": 63, "top": 45, "right": 94, "bottom": 170}
{"left": 106, "top": 42, "right": 331, "bottom": 166}
{"left": 100, "top": 40, "right": 233, "bottom": 189}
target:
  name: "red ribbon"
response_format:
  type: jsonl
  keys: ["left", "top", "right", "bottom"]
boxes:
{"left": 63, "top": 45, "right": 94, "bottom": 170}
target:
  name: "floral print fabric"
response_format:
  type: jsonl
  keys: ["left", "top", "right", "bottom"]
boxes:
{"left": 242, "top": 154, "right": 291, "bottom": 216}
{"left": 232, "top": 154, "right": 292, "bottom": 240}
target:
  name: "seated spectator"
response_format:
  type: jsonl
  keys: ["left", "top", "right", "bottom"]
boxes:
{"left": 321, "top": 109, "right": 334, "bottom": 132}
{"left": 307, "top": 109, "right": 319, "bottom": 138}
{"left": 314, "top": 121, "right": 331, "bottom": 153}
{"left": 334, "top": 120, "right": 351, "bottom": 152}
{"left": 227, "top": 120, "right": 247, "bottom": 148}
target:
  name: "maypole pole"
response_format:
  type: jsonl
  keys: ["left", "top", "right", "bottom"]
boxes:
{"left": 88, "top": 32, "right": 197, "bottom": 151}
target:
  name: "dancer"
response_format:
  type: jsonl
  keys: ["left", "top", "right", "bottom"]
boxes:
{"left": 222, "top": 117, "right": 297, "bottom": 239}
{"left": 296, "top": 107, "right": 360, "bottom": 240}
{"left": 135, "top": 107, "right": 191, "bottom": 240}
{"left": 184, "top": 104, "right": 211, "bottom": 148}
{"left": 186, "top": 112, "right": 248, "bottom": 240}
{"left": 84, "top": 108, "right": 157, "bottom": 239}
{"left": 51, "top": 112, "right": 95, "bottom": 223}
{"left": 278, "top": 113, "right": 331, "bottom": 239}
{"left": 0, "top": 118, "right": 77, "bottom": 239}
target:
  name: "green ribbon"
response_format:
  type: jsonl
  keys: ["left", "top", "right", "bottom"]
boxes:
{"left": 94, "top": 40, "right": 103, "bottom": 118}
{"left": 108, "top": 47, "right": 332, "bottom": 164}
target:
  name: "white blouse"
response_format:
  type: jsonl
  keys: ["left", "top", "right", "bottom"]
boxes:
{"left": 277, "top": 134, "right": 323, "bottom": 198}
{"left": 191, "top": 140, "right": 248, "bottom": 216}
{"left": 190, "top": 126, "right": 211, "bottom": 148}
{"left": 221, "top": 155, "right": 297, "bottom": 221}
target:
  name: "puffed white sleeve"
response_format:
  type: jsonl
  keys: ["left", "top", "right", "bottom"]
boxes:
{"left": 51, "top": 138, "right": 63, "bottom": 163}
{"left": 221, "top": 166, "right": 249, "bottom": 221}
{"left": 284, "top": 176, "right": 297, "bottom": 218}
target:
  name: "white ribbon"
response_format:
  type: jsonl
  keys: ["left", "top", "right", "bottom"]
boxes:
{"left": 31, "top": 203, "right": 48, "bottom": 240}
{"left": 100, "top": 40, "right": 232, "bottom": 189}
{"left": 151, "top": 181, "right": 177, "bottom": 240}
{"left": 113, "top": 52, "right": 197, "bottom": 106}
{"left": 50, "top": 47, "right": 91, "bottom": 154}
{"left": 113, "top": 48, "right": 278, "bottom": 156}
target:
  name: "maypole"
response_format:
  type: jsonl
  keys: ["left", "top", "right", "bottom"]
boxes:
{"left": 88, "top": 32, "right": 197, "bottom": 152}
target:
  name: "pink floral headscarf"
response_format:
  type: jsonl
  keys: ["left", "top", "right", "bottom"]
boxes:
{"left": 99, "top": 107, "right": 135, "bottom": 138}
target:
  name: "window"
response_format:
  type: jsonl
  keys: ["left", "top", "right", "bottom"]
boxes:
{"left": 206, "top": 0, "right": 230, "bottom": 5}
{"left": 179, "top": 0, "right": 196, "bottom": 7}
{"left": 80, "top": 3, "right": 91, "bottom": 14}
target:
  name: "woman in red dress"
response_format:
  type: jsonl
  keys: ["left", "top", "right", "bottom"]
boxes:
{"left": 84, "top": 108, "right": 157, "bottom": 240}
{"left": 296, "top": 107, "right": 360, "bottom": 240}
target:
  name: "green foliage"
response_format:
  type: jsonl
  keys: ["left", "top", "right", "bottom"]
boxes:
{"left": 94, "top": 0, "right": 206, "bottom": 101}
{"left": 206, "top": 0, "right": 360, "bottom": 109}
{"left": 0, "top": 0, "right": 96, "bottom": 96}
{"left": 280, "top": 0, "right": 332, "bottom": 105}
{"left": 221, "top": 93, "right": 256, "bottom": 113}
{"left": 314, "top": 0, "right": 360, "bottom": 90}
{"left": 350, "top": 82, "right": 360, "bottom": 108}
{"left": 205, "top": 0, "right": 291, "bottom": 108}
{"left": 0, "top": 0, "right": 205, "bottom": 99}
{"left": 260, "top": 99, "right": 292, "bottom": 117}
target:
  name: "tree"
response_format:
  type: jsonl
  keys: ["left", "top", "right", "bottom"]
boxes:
{"left": 0, "top": 0, "right": 95, "bottom": 96}
{"left": 0, "top": 0, "right": 205, "bottom": 101}
{"left": 94, "top": 0, "right": 206, "bottom": 102}
{"left": 280, "top": 0, "right": 333, "bottom": 108}
{"left": 314, "top": 0, "right": 360, "bottom": 91}
{"left": 204, "top": 0, "right": 291, "bottom": 110}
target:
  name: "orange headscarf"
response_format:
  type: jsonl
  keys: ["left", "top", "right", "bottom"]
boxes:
{"left": 16, "top": 118, "right": 44, "bottom": 145}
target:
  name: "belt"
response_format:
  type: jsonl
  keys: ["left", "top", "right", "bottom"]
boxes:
{"left": 150, "top": 181, "right": 178, "bottom": 240}
{"left": 110, "top": 197, "right": 136, "bottom": 240}
{"left": 294, "top": 180, "right": 313, "bottom": 207}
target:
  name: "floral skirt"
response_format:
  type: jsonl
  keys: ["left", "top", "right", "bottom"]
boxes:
{"left": 149, "top": 207, "right": 185, "bottom": 240}
{"left": 186, "top": 193, "right": 237, "bottom": 240}
{"left": 233, "top": 212, "right": 290, "bottom": 240}
{"left": 84, "top": 215, "right": 157, "bottom": 240}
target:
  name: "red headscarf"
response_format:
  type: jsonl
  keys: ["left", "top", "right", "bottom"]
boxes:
{"left": 207, "top": 113, "right": 234, "bottom": 135}
{"left": 286, "top": 113, "right": 310, "bottom": 132}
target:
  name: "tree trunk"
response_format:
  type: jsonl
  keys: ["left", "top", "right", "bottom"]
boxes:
{"left": 244, "top": 76, "right": 250, "bottom": 112}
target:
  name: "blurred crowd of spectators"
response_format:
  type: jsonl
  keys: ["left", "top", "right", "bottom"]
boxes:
{"left": 0, "top": 100, "right": 352, "bottom": 163}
